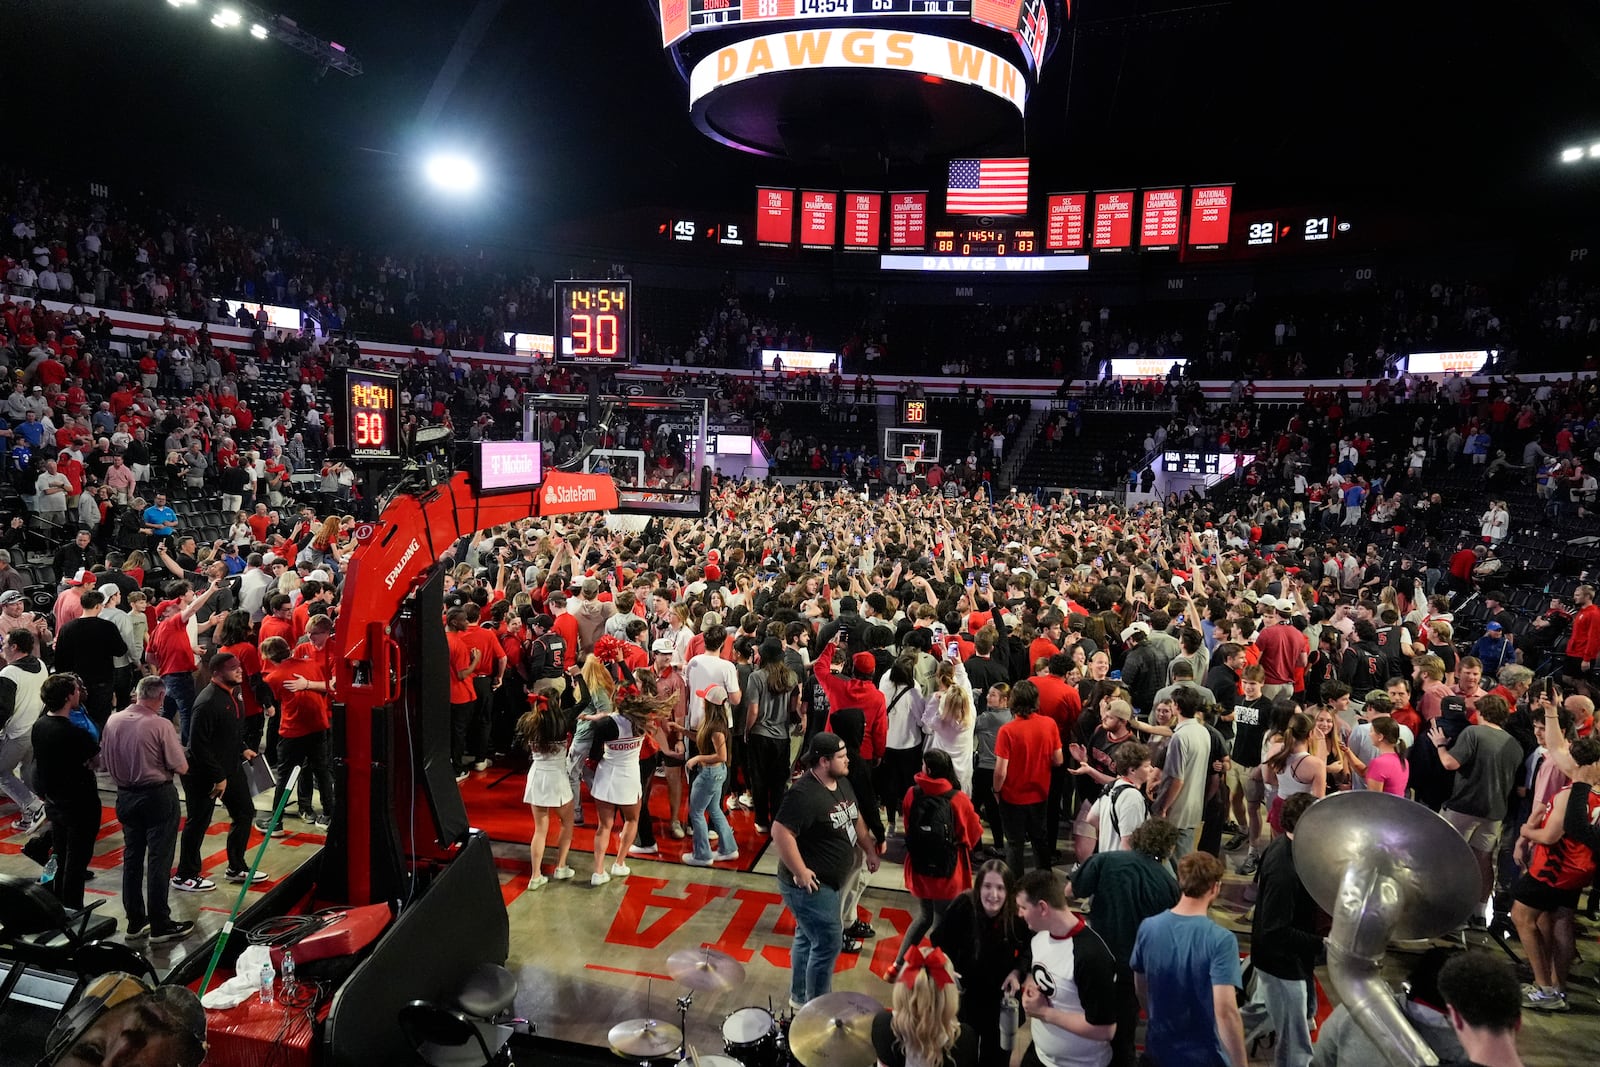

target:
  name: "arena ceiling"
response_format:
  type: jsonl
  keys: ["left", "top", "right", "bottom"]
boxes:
{"left": 14, "top": 1, "right": 1600, "bottom": 240}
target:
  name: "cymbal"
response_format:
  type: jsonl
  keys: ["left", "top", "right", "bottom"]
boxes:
{"left": 789, "top": 992, "right": 882, "bottom": 1067}
{"left": 666, "top": 947, "right": 747, "bottom": 992}
{"left": 1293, "top": 791, "right": 1480, "bottom": 940}
{"left": 608, "top": 1018, "right": 683, "bottom": 1059}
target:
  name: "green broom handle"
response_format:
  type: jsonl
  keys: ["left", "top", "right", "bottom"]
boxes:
{"left": 200, "top": 765, "right": 303, "bottom": 995}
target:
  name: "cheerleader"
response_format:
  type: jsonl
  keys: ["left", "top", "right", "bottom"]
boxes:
{"left": 586, "top": 682, "right": 672, "bottom": 886}
{"left": 517, "top": 692, "right": 575, "bottom": 889}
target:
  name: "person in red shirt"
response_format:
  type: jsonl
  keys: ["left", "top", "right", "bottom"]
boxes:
{"left": 992, "top": 680, "right": 1064, "bottom": 874}
{"left": 1385, "top": 677, "right": 1423, "bottom": 738}
{"left": 815, "top": 640, "right": 888, "bottom": 763}
{"left": 259, "top": 594, "right": 294, "bottom": 648}
{"left": 445, "top": 609, "right": 483, "bottom": 780}
{"left": 1028, "top": 615, "right": 1063, "bottom": 673}
{"left": 1253, "top": 599, "right": 1308, "bottom": 700}
{"left": 149, "top": 578, "right": 224, "bottom": 746}
{"left": 1448, "top": 544, "right": 1482, "bottom": 593}
{"left": 246, "top": 504, "right": 273, "bottom": 544}
{"left": 259, "top": 635, "right": 335, "bottom": 828}
{"left": 886, "top": 747, "right": 984, "bottom": 980}
{"left": 1566, "top": 584, "right": 1599, "bottom": 680}
{"left": 218, "top": 610, "right": 273, "bottom": 758}
{"left": 546, "top": 592, "right": 580, "bottom": 670}
{"left": 1032, "top": 653, "right": 1084, "bottom": 849}
{"left": 461, "top": 603, "right": 507, "bottom": 772}
{"left": 293, "top": 614, "right": 338, "bottom": 682}
{"left": 292, "top": 581, "right": 334, "bottom": 641}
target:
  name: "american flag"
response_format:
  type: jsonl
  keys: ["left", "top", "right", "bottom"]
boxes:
{"left": 947, "top": 158, "right": 1030, "bottom": 215}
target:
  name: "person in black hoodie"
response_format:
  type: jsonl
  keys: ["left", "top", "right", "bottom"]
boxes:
{"left": 1243, "top": 792, "right": 1323, "bottom": 1065}
{"left": 173, "top": 653, "right": 266, "bottom": 891}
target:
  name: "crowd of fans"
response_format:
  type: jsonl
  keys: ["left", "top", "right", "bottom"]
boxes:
{"left": 4, "top": 170, "right": 1600, "bottom": 1066}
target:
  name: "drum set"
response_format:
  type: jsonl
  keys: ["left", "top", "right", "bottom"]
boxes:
{"left": 606, "top": 948, "right": 882, "bottom": 1067}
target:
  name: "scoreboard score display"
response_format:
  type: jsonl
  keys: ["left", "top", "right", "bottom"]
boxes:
{"left": 555, "top": 281, "right": 633, "bottom": 365}
{"left": 333, "top": 369, "right": 402, "bottom": 464}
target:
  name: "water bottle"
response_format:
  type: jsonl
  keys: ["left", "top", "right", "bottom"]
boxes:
{"left": 39, "top": 856, "right": 57, "bottom": 885}
{"left": 998, "top": 992, "right": 1018, "bottom": 1052}
{"left": 259, "top": 962, "right": 275, "bottom": 1005}
{"left": 281, "top": 950, "right": 297, "bottom": 995}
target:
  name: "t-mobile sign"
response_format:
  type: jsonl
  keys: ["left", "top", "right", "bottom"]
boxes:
{"left": 476, "top": 440, "right": 544, "bottom": 493}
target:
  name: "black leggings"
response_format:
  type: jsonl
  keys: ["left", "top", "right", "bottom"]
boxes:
{"left": 747, "top": 735, "right": 791, "bottom": 826}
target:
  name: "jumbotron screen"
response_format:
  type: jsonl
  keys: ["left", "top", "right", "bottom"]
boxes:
{"left": 659, "top": 0, "right": 1053, "bottom": 70}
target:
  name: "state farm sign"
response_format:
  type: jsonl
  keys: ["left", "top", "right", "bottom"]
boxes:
{"left": 536, "top": 469, "right": 619, "bottom": 516}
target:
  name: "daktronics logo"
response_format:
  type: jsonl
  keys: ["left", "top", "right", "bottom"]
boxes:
{"left": 385, "top": 538, "right": 421, "bottom": 590}
{"left": 544, "top": 483, "right": 598, "bottom": 506}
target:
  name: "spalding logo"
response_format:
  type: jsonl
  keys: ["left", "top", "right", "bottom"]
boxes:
{"left": 385, "top": 538, "right": 422, "bottom": 589}
{"left": 544, "top": 483, "right": 597, "bottom": 505}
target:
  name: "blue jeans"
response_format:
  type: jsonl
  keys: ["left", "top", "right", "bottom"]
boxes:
{"left": 162, "top": 671, "right": 197, "bottom": 746}
{"left": 687, "top": 763, "right": 735, "bottom": 861}
{"left": 1256, "top": 970, "right": 1313, "bottom": 1067}
{"left": 779, "top": 879, "right": 843, "bottom": 1007}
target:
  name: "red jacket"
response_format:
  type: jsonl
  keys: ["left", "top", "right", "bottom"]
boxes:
{"left": 815, "top": 640, "right": 887, "bottom": 761}
{"left": 1570, "top": 604, "right": 1600, "bottom": 662}
{"left": 899, "top": 772, "right": 983, "bottom": 900}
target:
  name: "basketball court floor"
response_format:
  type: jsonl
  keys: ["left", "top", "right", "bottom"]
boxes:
{"left": 1, "top": 771, "right": 1595, "bottom": 1066}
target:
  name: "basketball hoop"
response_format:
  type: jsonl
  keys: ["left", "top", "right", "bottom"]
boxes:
{"left": 901, "top": 446, "right": 924, "bottom": 480}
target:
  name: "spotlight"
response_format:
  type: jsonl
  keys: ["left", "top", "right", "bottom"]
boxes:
{"left": 1591, "top": 143, "right": 1600, "bottom": 158}
{"left": 250, "top": 23, "right": 270, "bottom": 39}
{"left": 212, "top": 8, "right": 242, "bottom": 29}
{"left": 1562, "top": 147, "right": 1585, "bottom": 163}
{"left": 423, "top": 153, "right": 482, "bottom": 194}
{"left": 167, "top": 0, "right": 198, "bottom": 7}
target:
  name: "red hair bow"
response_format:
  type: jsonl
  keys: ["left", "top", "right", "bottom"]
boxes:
{"left": 525, "top": 691, "right": 549, "bottom": 713}
{"left": 899, "top": 945, "right": 954, "bottom": 990}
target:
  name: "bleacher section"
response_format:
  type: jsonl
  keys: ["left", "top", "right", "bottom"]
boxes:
{"left": 1010, "top": 409, "right": 1168, "bottom": 492}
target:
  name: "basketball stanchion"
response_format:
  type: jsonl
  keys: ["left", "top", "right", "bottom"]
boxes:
{"left": 200, "top": 766, "right": 303, "bottom": 995}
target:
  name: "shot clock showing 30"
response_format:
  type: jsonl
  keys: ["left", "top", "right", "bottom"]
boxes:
{"left": 555, "top": 280, "right": 633, "bottom": 365}
{"left": 333, "top": 369, "right": 402, "bottom": 464}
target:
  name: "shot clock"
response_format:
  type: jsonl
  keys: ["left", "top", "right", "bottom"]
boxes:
{"left": 332, "top": 369, "right": 402, "bottom": 464}
{"left": 901, "top": 398, "right": 929, "bottom": 425}
{"left": 555, "top": 280, "right": 633, "bottom": 365}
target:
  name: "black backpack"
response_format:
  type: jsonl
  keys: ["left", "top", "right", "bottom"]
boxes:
{"left": 906, "top": 787, "right": 959, "bottom": 878}
{"left": 1097, "top": 782, "right": 1150, "bottom": 853}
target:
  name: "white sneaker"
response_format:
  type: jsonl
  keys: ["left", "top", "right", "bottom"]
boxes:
{"left": 473, "top": 759, "right": 490, "bottom": 772}
{"left": 610, "top": 862, "right": 631, "bottom": 877}
{"left": 455, "top": 771, "right": 470, "bottom": 784}
{"left": 628, "top": 843, "right": 659, "bottom": 856}
{"left": 682, "top": 854, "right": 714, "bottom": 867}
{"left": 590, "top": 872, "right": 611, "bottom": 887}
{"left": 552, "top": 866, "right": 576, "bottom": 880}
{"left": 529, "top": 875, "right": 549, "bottom": 890}
{"left": 738, "top": 792, "right": 753, "bottom": 808}
{"left": 715, "top": 850, "right": 741, "bottom": 863}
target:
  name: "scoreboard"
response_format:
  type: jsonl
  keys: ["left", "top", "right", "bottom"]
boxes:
{"left": 332, "top": 369, "right": 402, "bottom": 464}
{"left": 555, "top": 281, "right": 633, "bottom": 365}
{"left": 661, "top": 0, "right": 1053, "bottom": 69}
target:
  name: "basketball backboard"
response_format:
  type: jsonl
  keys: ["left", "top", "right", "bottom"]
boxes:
{"left": 884, "top": 427, "right": 942, "bottom": 467}
{"left": 523, "top": 393, "right": 710, "bottom": 517}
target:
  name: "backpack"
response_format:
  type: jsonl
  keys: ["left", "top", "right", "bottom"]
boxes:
{"left": 906, "top": 787, "right": 959, "bottom": 878}
{"left": 1097, "top": 782, "right": 1149, "bottom": 853}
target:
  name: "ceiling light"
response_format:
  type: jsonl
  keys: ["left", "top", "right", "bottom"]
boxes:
{"left": 423, "top": 154, "right": 482, "bottom": 194}
{"left": 167, "top": 0, "right": 198, "bottom": 7}
{"left": 212, "top": 9, "right": 242, "bottom": 29}
{"left": 1562, "top": 146, "right": 1585, "bottom": 163}
{"left": 250, "top": 23, "right": 269, "bottom": 39}
{"left": 1590, "top": 143, "right": 1600, "bottom": 158}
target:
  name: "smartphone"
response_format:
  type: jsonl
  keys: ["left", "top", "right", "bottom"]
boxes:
{"left": 853, "top": 536, "right": 861, "bottom": 546}
{"left": 980, "top": 573, "right": 990, "bottom": 588}
{"left": 819, "top": 563, "right": 829, "bottom": 572}
{"left": 965, "top": 570, "right": 975, "bottom": 586}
